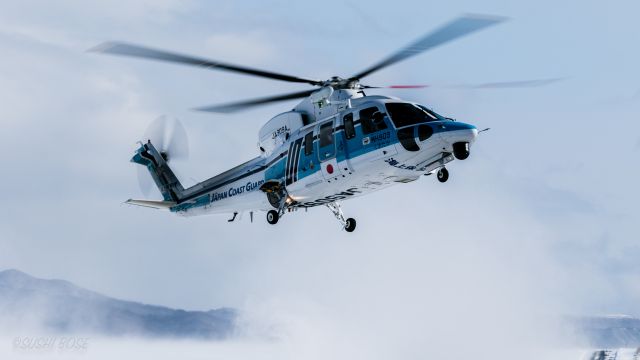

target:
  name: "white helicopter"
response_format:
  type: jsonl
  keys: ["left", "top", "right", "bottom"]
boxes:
{"left": 94, "top": 15, "right": 554, "bottom": 232}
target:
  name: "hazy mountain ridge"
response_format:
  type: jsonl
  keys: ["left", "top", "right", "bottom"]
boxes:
{"left": 567, "top": 315, "right": 640, "bottom": 349}
{"left": 0, "top": 269, "right": 236, "bottom": 339}
{"left": 2, "top": 268, "right": 640, "bottom": 347}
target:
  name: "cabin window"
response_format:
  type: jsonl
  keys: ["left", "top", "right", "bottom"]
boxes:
{"left": 319, "top": 122, "right": 334, "bottom": 147}
{"left": 417, "top": 124, "right": 433, "bottom": 141}
{"left": 360, "top": 107, "right": 388, "bottom": 134}
{"left": 397, "top": 127, "right": 419, "bottom": 152}
{"left": 386, "top": 103, "right": 439, "bottom": 128}
{"left": 300, "top": 113, "right": 311, "bottom": 126}
{"left": 343, "top": 113, "right": 355, "bottom": 139}
{"left": 304, "top": 132, "right": 314, "bottom": 155}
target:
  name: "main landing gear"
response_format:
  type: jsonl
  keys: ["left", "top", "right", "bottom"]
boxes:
{"left": 266, "top": 210, "right": 279, "bottom": 225}
{"left": 261, "top": 180, "right": 289, "bottom": 226}
{"left": 266, "top": 204, "right": 355, "bottom": 232}
{"left": 437, "top": 167, "right": 449, "bottom": 183}
{"left": 326, "top": 201, "right": 356, "bottom": 232}
{"left": 344, "top": 217, "right": 357, "bottom": 232}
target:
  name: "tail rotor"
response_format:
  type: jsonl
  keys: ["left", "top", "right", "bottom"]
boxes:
{"left": 136, "top": 116, "right": 189, "bottom": 197}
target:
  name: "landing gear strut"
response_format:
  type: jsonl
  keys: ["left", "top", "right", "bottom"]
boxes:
{"left": 437, "top": 167, "right": 449, "bottom": 183}
{"left": 326, "top": 202, "right": 356, "bottom": 232}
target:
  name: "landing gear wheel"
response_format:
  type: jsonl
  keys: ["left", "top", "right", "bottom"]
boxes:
{"left": 344, "top": 218, "right": 356, "bottom": 232}
{"left": 437, "top": 168, "right": 449, "bottom": 183}
{"left": 266, "top": 210, "right": 279, "bottom": 225}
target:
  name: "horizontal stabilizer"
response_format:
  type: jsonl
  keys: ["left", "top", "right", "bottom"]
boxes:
{"left": 125, "top": 199, "right": 177, "bottom": 209}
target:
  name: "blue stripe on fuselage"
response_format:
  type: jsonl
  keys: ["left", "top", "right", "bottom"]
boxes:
{"left": 173, "top": 120, "right": 474, "bottom": 212}
{"left": 286, "top": 120, "right": 475, "bottom": 184}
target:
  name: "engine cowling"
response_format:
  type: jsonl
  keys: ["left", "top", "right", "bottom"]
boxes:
{"left": 258, "top": 111, "right": 307, "bottom": 156}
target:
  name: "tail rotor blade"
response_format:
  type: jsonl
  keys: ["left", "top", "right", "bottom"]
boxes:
{"left": 165, "top": 118, "right": 189, "bottom": 162}
{"left": 135, "top": 116, "right": 190, "bottom": 197}
{"left": 144, "top": 116, "right": 168, "bottom": 151}
{"left": 136, "top": 164, "right": 152, "bottom": 198}
{"left": 142, "top": 115, "right": 190, "bottom": 162}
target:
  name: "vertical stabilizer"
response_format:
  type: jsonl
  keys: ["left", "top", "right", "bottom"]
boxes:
{"left": 131, "top": 141, "right": 184, "bottom": 202}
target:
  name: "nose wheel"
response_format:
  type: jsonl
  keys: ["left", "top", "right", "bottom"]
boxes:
{"left": 437, "top": 167, "right": 449, "bottom": 183}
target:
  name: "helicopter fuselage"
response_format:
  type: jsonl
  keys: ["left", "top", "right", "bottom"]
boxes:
{"left": 166, "top": 95, "right": 478, "bottom": 217}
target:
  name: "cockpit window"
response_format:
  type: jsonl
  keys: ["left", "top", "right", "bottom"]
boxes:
{"left": 417, "top": 105, "right": 442, "bottom": 120}
{"left": 386, "top": 103, "right": 441, "bottom": 128}
{"left": 359, "top": 107, "right": 388, "bottom": 134}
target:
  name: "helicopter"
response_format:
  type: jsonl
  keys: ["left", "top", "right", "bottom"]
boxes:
{"left": 93, "top": 14, "right": 554, "bottom": 232}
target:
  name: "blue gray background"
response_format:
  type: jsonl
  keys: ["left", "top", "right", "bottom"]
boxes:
{"left": 0, "top": 0, "right": 639, "bottom": 358}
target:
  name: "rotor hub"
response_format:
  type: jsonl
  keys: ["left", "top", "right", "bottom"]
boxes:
{"left": 322, "top": 76, "right": 361, "bottom": 90}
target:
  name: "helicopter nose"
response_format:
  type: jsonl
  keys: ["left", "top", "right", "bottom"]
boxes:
{"left": 436, "top": 122, "right": 478, "bottom": 160}
{"left": 437, "top": 122, "right": 478, "bottom": 143}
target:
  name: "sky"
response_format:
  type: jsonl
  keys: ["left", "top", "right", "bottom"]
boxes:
{"left": 0, "top": 0, "right": 639, "bottom": 358}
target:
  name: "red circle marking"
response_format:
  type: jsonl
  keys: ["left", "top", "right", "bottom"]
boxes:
{"left": 326, "top": 164, "right": 334, "bottom": 174}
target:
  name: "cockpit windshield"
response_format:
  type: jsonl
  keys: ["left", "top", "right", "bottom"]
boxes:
{"left": 386, "top": 103, "right": 443, "bottom": 128}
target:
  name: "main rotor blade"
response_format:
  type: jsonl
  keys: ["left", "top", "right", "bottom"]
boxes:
{"left": 454, "top": 77, "right": 565, "bottom": 89}
{"left": 91, "top": 42, "right": 323, "bottom": 86}
{"left": 362, "top": 78, "right": 563, "bottom": 90}
{"left": 194, "top": 89, "right": 316, "bottom": 113}
{"left": 362, "top": 84, "right": 429, "bottom": 89}
{"left": 351, "top": 14, "right": 507, "bottom": 80}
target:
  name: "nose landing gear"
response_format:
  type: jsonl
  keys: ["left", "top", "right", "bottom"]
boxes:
{"left": 437, "top": 167, "right": 449, "bottom": 183}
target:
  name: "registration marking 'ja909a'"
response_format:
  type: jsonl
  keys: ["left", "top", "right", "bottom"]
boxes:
{"left": 295, "top": 188, "right": 362, "bottom": 208}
